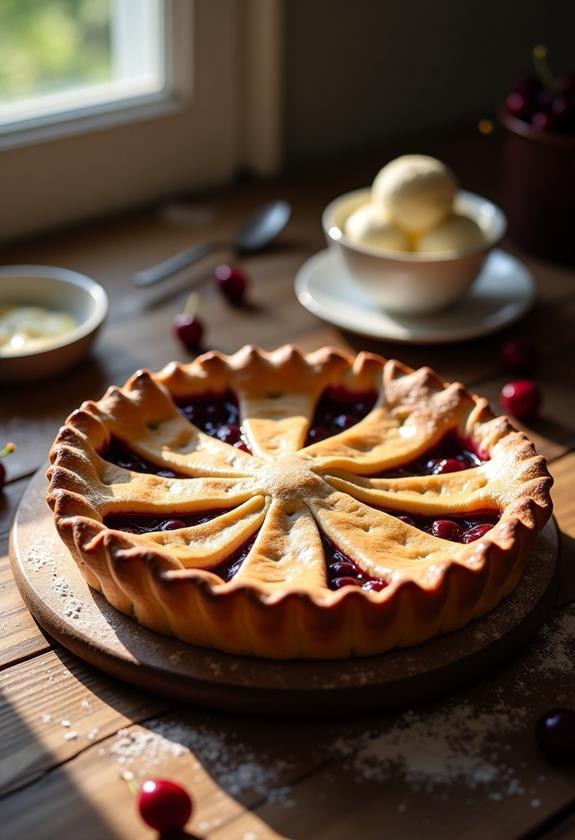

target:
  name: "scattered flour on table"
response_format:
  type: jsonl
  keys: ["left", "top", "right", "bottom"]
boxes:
{"left": 108, "top": 720, "right": 293, "bottom": 805}
{"left": 333, "top": 701, "right": 528, "bottom": 796}
{"left": 332, "top": 604, "right": 575, "bottom": 803}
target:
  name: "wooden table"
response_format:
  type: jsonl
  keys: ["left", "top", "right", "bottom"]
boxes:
{"left": 2, "top": 133, "right": 575, "bottom": 839}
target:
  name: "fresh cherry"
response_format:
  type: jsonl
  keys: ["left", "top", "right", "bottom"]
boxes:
{"left": 535, "top": 708, "right": 575, "bottom": 762}
{"left": 0, "top": 442, "right": 15, "bottom": 490}
{"left": 173, "top": 293, "right": 205, "bottom": 351}
{"left": 500, "top": 379, "right": 541, "bottom": 420}
{"left": 505, "top": 91, "right": 534, "bottom": 121}
{"left": 173, "top": 313, "right": 204, "bottom": 350}
{"left": 501, "top": 337, "right": 537, "bottom": 375}
{"left": 505, "top": 48, "right": 575, "bottom": 135}
{"left": 214, "top": 264, "right": 249, "bottom": 304}
{"left": 429, "top": 519, "right": 464, "bottom": 541}
{"left": 137, "top": 778, "right": 193, "bottom": 833}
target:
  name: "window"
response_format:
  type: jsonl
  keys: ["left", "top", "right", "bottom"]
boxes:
{"left": 0, "top": 0, "right": 283, "bottom": 241}
{"left": 0, "top": 0, "right": 165, "bottom": 136}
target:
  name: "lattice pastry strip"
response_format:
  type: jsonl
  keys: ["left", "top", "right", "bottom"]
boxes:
{"left": 232, "top": 499, "right": 327, "bottom": 591}
{"left": 305, "top": 366, "right": 476, "bottom": 475}
{"left": 47, "top": 345, "right": 552, "bottom": 659}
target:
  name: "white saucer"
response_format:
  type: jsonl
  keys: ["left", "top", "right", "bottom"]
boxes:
{"left": 295, "top": 248, "right": 535, "bottom": 344}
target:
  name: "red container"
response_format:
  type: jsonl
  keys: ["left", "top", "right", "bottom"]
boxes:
{"left": 500, "top": 109, "right": 575, "bottom": 264}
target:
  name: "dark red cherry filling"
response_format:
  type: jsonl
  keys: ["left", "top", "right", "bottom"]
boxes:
{"left": 176, "top": 390, "right": 250, "bottom": 452}
{"left": 306, "top": 387, "right": 378, "bottom": 445}
{"left": 322, "top": 535, "right": 389, "bottom": 591}
{"left": 378, "top": 433, "right": 487, "bottom": 478}
{"left": 386, "top": 510, "right": 498, "bottom": 543}
{"left": 104, "top": 509, "right": 225, "bottom": 534}
{"left": 104, "top": 511, "right": 256, "bottom": 582}
{"left": 101, "top": 437, "right": 182, "bottom": 477}
{"left": 207, "top": 535, "right": 257, "bottom": 582}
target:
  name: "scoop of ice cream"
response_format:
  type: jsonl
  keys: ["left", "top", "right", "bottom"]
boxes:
{"left": 372, "top": 155, "right": 457, "bottom": 234}
{"left": 416, "top": 213, "right": 485, "bottom": 254}
{"left": 345, "top": 203, "right": 410, "bottom": 252}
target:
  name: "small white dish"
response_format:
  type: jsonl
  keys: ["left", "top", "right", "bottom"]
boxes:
{"left": 323, "top": 188, "right": 506, "bottom": 315}
{"left": 0, "top": 265, "right": 108, "bottom": 382}
{"left": 295, "top": 248, "right": 535, "bottom": 345}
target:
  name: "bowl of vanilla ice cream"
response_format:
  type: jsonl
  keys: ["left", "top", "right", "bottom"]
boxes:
{"left": 322, "top": 155, "right": 506, "bottom": 315}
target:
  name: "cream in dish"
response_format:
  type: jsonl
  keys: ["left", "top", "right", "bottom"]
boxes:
{"left": 0, "top": 305, "right": 78, "bottom": 355}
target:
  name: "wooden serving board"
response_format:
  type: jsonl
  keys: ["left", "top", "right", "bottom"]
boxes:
{"left": 10, "top": 466, "right": 560, "bottom": 717}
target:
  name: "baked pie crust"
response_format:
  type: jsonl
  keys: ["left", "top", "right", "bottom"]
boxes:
{"left": 47, "top": 345, "right": 552, "bottom": 659}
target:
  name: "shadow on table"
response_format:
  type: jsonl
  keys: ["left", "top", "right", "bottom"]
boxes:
{"left": 1, "top": 690, "right": 122, "bottom": 839}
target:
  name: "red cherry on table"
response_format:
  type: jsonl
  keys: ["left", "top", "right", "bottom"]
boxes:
{"left": 173, "top": 312, "right": 204, "bottom": 350}
{"left": 536, "top": 708, "right": 575, "bottom": 762}
{"left": 214, "top": 264, "right": 249, "bottom": 304}
{"left": 500, "top": 337, "right": 537, "bottom": 375}
{"left": 500, "top": 379, "right": 542, "bottom": 420}
{"left": 137, "top": 778, "right": 193, "bottom": 833}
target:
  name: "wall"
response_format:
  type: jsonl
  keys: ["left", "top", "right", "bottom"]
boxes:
{"left": 284, "top": 0, "right": 575, "bottom": 164}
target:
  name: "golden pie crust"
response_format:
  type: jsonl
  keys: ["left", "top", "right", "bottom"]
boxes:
{"left": 47, "top": 345, "right": 552, "bottom": 659}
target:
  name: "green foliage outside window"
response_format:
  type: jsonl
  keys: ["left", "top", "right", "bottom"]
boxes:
{"left": 0, "top": 0, "right": 112, "bottom": 100}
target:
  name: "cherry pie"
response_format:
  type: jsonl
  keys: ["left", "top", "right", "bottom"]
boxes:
{"left": 47, "top": 345, "right": 552, "bottom": 659}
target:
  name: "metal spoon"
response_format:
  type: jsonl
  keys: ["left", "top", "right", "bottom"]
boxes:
{"left": 133, "top": 200, "right": 292, "bottom": 287}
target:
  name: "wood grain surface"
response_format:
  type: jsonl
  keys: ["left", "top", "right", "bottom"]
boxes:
{"left": 2, "top": 132, "right": 575, "bottom": 840}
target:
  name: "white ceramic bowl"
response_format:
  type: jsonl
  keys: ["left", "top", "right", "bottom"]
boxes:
{"left": 322, "top": 189, "right": 507, "bottom": 315}
{"left": 0, "top": 265, "right": 108, "bottom": 382}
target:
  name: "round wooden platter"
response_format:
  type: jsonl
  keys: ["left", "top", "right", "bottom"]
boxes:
{"left": 10, "top": 466, "right": 560, "bottom": 717}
